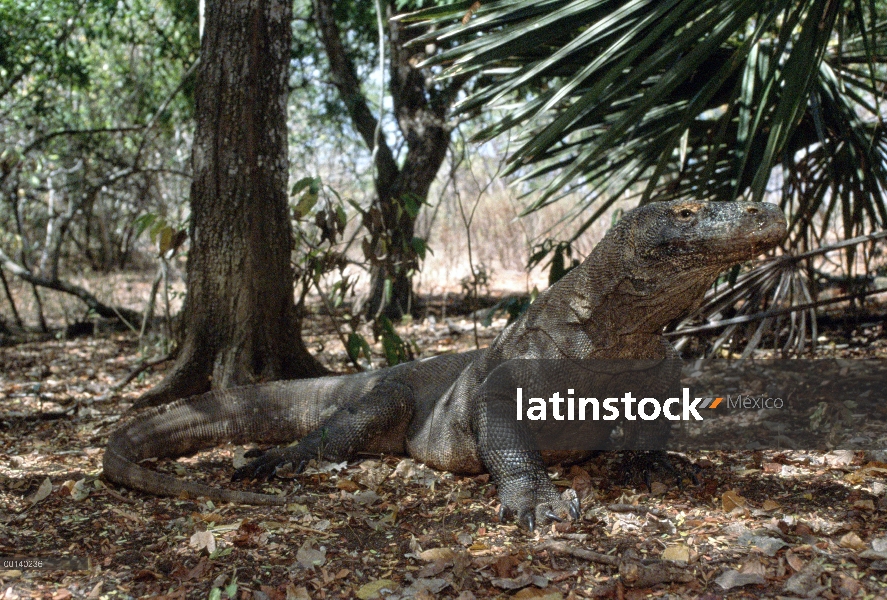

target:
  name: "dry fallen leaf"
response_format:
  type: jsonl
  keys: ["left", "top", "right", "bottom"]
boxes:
{"left": 355, "top": 579, "right": 398, "bottom": 599}
{"left": 715, "top": 569, "right": 765, "bottom": 590}
{"left": 838, "top": 532, "right": 867, "bottom": 551}
{"left": 189, "top": 531, "right": 216, "bottom": 554}
{"left": 786, "top": 550, "right": 806, "bottom": 572}
{"left": 296, "top": 539, "right": 327, "bottom": 569}
{"left": 29, "top": 477, "right": 53, "bottom": 506}
{"left": 721, "top": 489, "right": 749, "bottom": 513}
{"left": 739, "top": 558, "right": 766, "bottom": 576}
{"left": 490, "top": 573, "right": 534, "bottom": 590}
{"left": 852, "top": 499, "right": 874, "bottom": 511}
{"left": 86, "top": 582, "right": 102, "bottom": 599}
{"left": 513, "top": 588, "right": 563, "bottom": 600}
{"left": 353, "top": 461, "right": 392, "bottom": 489}
{"left": 286, "top": 584, "right": 311, "bottom": 600}
{"left": 336, "top": 479, "right": 360, "bottom": 492}
{"left": 649, "top": 481, "right": 669, "bottom": 495}
{"left": 418, "top": 547, "right": 456, "bottom": 563}
{"left": 661, "top": 545, "right": 690, "bottom": 563}
{"left": 232, "top": 447, "right": 249, "bottom": 469}
{"left": 70, "top": 478, "right": 89, "bottom": 501}
{"left": 762, "top": 499, "right": 780, "bottom": 511}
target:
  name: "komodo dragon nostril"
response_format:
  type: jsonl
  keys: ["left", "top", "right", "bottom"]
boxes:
{"left": 746, "top": 206, "right": 759, "bottom": 214}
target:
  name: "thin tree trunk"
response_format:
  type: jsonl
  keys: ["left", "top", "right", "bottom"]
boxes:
{"left": 0, "top": 267, "right": 23, "bottom": 328}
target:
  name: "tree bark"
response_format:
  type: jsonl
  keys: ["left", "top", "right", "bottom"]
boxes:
{"left": 137, "top": 0, "right": 326, "bottom": 408}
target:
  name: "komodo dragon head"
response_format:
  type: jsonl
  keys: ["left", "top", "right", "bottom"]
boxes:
{"left": 565, "top": 200, "right": 788, "bottom": 342}
{"left": 630, "top": 200, "right": 787, "bottom": 266}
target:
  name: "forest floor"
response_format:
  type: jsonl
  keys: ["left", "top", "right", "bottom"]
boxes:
{"left": 1, "top": 296, "right": 887, "bottom": 600}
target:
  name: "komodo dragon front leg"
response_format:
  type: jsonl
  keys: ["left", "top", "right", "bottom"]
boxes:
{"left": 232, "top": 379, "right": 414, "bottom": 480}
{"left": 472, "top": 390, "right": 580, "bottom": 531}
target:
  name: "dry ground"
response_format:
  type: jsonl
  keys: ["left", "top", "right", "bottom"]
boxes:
{"left": 1, "top": 298, "right": 887, "bottom": 599}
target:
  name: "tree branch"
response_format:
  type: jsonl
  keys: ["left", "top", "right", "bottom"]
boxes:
{"left": 0, "top": 247, "right": 141, "bottom": 326}
{"left": 312, "top": 0, "right": 399, "bottom": 191}
{"left": 19, "top": 127, "right": 146, "bottom": 156}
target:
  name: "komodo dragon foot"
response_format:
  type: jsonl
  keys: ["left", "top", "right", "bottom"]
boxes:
{"left": 232, "top": 447, "right": 312, "bottom": 481}
{"left": 496, "top": 479, "right": 580, "bottom": 532}
{"left": 619, "top": 450, "right": 700, "bottom": 491}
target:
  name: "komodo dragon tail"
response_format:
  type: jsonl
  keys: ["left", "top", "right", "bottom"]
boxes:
{"left": 103, "top": 378, "right": 360, "bottom": 504}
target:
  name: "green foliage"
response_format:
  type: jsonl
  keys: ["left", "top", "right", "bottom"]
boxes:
{"left": 528, "top": 240, "right": 579, "bottom": 286}
{"left": 419, "top": 0, "right": 887, "bottom": 245}
{"left": 133, "top": 213, "right": 188, "bottom": 256}
{"left": 292, "top": 176, "right": 321, "bottom": 218}
{"left": 410, "top": 237, "right": 429, "bottom": 261}
{"left": 1, "top": 0, "right": 199, "bottom": 275}
{"left": 207, "top": 574, "right": 237, "bottom": 600}
{"left": 400, "top": 193, "right": 426, "bottom": 220}
{"left": 481, "top": 289, "right": 539, "bottom": 327}
{"left": 290, "top": 176, "right": 414, "bottom": 368}
{"left": 1, "top": 0, "right": 197, "bottom": 120}
{"left": 346, "top": 332, "right": 373, "bottom": 363}
{"left": 377, "top": 315, "right": 411, "bottom": 365}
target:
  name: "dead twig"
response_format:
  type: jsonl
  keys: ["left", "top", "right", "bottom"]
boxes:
{"left": 112, "top": 352, "right": 175, "bottom": 391}
{"left": 540, "top": 540, "right": 695, "bottom": 592}
{"left": 537, "top": 540, "right": 619, "bottom": 566}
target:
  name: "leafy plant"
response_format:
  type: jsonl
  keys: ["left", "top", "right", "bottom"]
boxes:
{"left": 410, "top": 0, "right": 887, "bottom": 355}
{"left": 291, "top": 176, "right": 417, "bottom": 368}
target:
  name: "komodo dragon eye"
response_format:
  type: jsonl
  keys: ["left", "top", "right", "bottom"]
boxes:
{"left": 677, "top": 208, "right": 695, "bottom": 219}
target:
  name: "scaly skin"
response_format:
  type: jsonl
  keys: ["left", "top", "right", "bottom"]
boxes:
{"left": 104, "top": 200, "right": 787, "bottom": 530}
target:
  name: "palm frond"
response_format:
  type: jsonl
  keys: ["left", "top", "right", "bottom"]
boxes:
{"left": 412, "top": 0, "right": 887, "bottom": 244}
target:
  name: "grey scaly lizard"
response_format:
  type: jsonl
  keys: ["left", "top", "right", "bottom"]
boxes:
{"left": 103, "top": 200, "right": 786, "bottom": 529}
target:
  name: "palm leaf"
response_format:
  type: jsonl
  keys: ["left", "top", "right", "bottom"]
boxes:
{"left": 669, "top": 231, "right": 887, "bottom": 356}
{"left": 410, "top": 0, "right": 887, "bottom": 245}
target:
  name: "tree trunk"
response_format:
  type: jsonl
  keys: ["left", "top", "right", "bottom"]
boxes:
{"left": 136, "top": 0, "right": 326, "bottom": 409}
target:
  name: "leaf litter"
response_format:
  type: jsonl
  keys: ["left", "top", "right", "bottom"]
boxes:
{"left": 0, "top": 317, "right": 886, "bottom": 598}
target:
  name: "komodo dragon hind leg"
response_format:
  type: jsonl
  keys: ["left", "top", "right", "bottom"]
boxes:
{"left": 232, "top": 380, "right": 414, "bottom": 482}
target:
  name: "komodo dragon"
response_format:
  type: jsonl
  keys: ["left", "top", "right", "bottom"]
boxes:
{"left": 104, "top": 200, "right": 786, "bottom": 529}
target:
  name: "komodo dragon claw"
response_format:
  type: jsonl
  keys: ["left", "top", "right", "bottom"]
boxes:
{"left": 498, "top": 488, "right": 580, "bottom": 532}
{"left": 232, "top": 448, "right": 309, "bottom": 481}
{"left": 568, "top": 495, "right": 581, "bottom": 520}
{"left": 498, "top": 507, "right": 535, "bottom": 532}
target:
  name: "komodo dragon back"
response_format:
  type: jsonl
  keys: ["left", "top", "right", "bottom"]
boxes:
{"left": 104, "top": 200, "right": 786, "bottom": 528}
